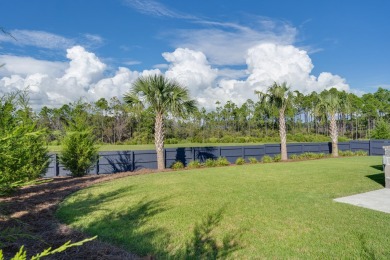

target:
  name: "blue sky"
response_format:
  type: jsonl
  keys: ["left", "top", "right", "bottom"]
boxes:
{"left": 1, "top": 0, "right": 389, "bottom": 108}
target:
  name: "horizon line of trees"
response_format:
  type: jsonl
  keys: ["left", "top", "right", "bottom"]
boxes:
{"left": 33, "top": 86, "right": 390, "bottom": 146}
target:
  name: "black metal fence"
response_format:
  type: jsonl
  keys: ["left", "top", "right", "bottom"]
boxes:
{"left": 44, "top": 140, "right": 390, "bottom": 177}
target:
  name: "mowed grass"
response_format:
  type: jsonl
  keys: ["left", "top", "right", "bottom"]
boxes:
{"left": 48, "top": 142, "right": 265, "bottom": 152}
{"left": 57, "top": 156, "right": 390, "bottom": 258}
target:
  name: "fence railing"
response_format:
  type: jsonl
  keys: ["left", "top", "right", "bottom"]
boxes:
{"left": 44, "top": 140, "right": 390, "bottom": 177}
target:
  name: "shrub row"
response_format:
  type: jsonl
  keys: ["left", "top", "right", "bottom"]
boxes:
{"left": 170, "top": 150, "right": 368, "bottom": 170}
{"left": 171, "top": 157, "right": 231, "bottom": 170}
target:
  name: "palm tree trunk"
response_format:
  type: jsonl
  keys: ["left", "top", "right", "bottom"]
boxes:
{"left": 279, "top": 109, "right": 288, "bottom": 161}
{"left": 330, "top": 113, "right": 338, "bottom": 157}
{"left": 155, "top": 112, "right": 165, "bottom": 170}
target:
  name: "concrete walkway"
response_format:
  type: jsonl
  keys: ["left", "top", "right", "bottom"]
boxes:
{"left": 334, "top": 189, "right": 390, "bottom": 214}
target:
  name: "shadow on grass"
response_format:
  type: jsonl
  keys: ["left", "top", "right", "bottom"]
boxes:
{"left": 57, "top": 185, "right": 136, "bottom": 224}
{"left": 370, "top": 165, "right": 384, "bottom": 171}
{"left": 58, "top": 187, "right": 242, "bottom": 259}
{"left": 59, "top": 192, "right": 173, "bottom": 257}
{"left": 366, "top": 173, "right": 385, "bottom": 187}
{"left": 366, "top": 165, "right": 385, "bottom": 187}
{"left": 177, "top": 208, "right": 241, "bottom": 259}
{"left": 96, "top": 197, "right": 172, "bottom": 257}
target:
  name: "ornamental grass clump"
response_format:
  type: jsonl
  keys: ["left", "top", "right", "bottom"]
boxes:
{"left": 171, "top": 161, "right": 184, "bottom": 170}
{"left": 187, "top": 160, "right": 202, "bottom": 169}
{"left": 355, "top": 150, "right": 368, "bottom": 156}
{"left": 216, "top": 157, "right": 230, "bottom": 166}
{"left": 235, "top": 157, "right": 246, "bottom": 165}
{"left": 248, "top": 157, "right": 258, "bottom": 164}
{"left": 204, "top": 158, "right": 216, "bottom": 167}
{"left": 273, "top": 154, "right": 282, "bottom": 162}
{"left": 261, "top": 155, "right": 273, "bottom": 163}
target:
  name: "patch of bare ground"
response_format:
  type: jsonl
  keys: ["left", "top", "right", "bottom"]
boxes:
{"left": 0, "top": 169, "right": 161, "bottom": 259}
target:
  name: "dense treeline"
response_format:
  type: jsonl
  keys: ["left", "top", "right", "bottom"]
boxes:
{"left": 35, "top": 87, "right": 390, "bottom": 145}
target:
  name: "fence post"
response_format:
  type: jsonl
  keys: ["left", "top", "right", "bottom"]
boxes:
{"left": 219, "top": 147, "right": 221, "bottom": 157}
{"left": 55, "top": 153, "right": 59, "bottom": 176}
{"left": 131, "top": 151, "right": 135, "bottom": 171}
{"left": 242, "top": 146, "right": 245, "bottom": 158}
{"left": 96, "top": 155, "right": 100, "bottom": 175}
{"left": 164, "top": 149, "right": 167, "bottom": 169}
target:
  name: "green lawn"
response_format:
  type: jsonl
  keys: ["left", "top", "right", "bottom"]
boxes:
{"left": 48, "top": 142, "right": 265, "bottom": 152}
{"left": 57, "top": 157, "right": 390, "bottom": 258}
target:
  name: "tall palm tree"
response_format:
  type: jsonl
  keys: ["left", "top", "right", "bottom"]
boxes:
{"left": 316, "top": 91, "right": 340, "bottom": 157}
{"left": 124, "top": 74, "right": 197, "bottom": 170}
{"left": 255, "top": 82, "right": 294, "bottom": 161}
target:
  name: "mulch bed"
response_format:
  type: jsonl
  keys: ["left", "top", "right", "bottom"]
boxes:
{"left": 0, "top": 170, "right": 162, "bottom": 259}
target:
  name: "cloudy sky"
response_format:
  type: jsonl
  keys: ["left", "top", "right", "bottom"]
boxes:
{"left": 1, "top": 0, "right": 389, "bottom": 109}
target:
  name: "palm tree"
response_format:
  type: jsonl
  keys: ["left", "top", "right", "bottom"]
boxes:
{"left": 316, "top": 91, "right": 340, "bottom": 157}
{"left": 255, "top": 82, "right": 294, "bottom": 161}
{"left": 124, "top": 74, "right": 197, "bottom": 170}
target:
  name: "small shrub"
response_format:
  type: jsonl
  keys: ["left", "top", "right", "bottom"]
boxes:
{"left": 297, "top": 153, "right": 307, "bottom": 160}
{"left": 299, "top": 152, "right": 316, "bottom": 160}
{"left": 339, "top": 150, "right": 354, "bottom": 157}
{"left": 248, "top": 157, "right": 258, "bottom": 164}
{"left": 371, "top": 119, "right": 390, "bottom": 139}
{"left": 204, "top": 158, "right": 216, "bottom": 167}
{"left": 171, "top": 161, "right": 184, "bottom": 170}
{"left": 187, "top": 160, "right": 202, "bottom": 169}
{"left": 273, "top": 154, "right": 281, "bottom": 162}
{"left": 290, "top": 154, "right": 299, "bottom": 160}
{"left": 262, "top": 155, "right": 273, "bottom": 163}
{"left": 216, "top": 157, "right": 230, "bottom": 166}
{"left": 59, "top": 130, "right": 99, "bottom": 177}
{"left": 317, "top": 153, "right": 327, "bottom": 159}
{"left": 235, "top": 157, "right": 246, "bottom": 165}
{"left": 355, "top": 150, "right": 368, "bottom": 156}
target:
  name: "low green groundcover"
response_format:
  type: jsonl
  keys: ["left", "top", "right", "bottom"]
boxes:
{"left": 57, "top": 156, "right": 390, "bottom": 258}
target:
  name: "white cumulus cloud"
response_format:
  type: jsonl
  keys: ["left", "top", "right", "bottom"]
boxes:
{"left": 163, "top": 48, "right": 218, "bottom": 99}
{"left": 0, "top": 43, "right": 349, "bottom": 111}
{"left": 59, "top": 46, "right": 106, "bottom": 87}
{"left": 199, "top": 43, "right": 350, "bottom": 109}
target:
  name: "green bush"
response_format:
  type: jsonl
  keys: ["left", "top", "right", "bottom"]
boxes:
{"left": 261, "top": 155, "right": 273, "bottom": 163}
{"left": 235, "top": 157, "right": 246, "bottom": 165}
{"left": 289, "top": 154, "right": 299, "bottom": 160}
{"left": 187, "top": 160, "right": 202, "bottom": 169}
{"left": 216, "top": 157, "right": 230, "bottom": 166}
{"left": 204, "top": 158, "right": 216, "bottom": 167}
{"left": 298, "top": 152, "right": 315, "bottom": 160}
{"left": 171, "top": 161, "right": 185, "bottom": 170}
{"left": 339, "top": 150, "right": 354, "bottom": 157}
{"left": 59, "top": 130, "right": 99, "bottom": 177}
{"left": 248, "top": 157, "right": 258, "bottom": 164}
{"left": 273, "top": 154, "right": 281, "bottom": 162}
{"left": 317, "top": 153, "right": 327, "bottom": 159}
{"left": 371, "top": 119, "right": 390, "bottom": 139}
{"left": 355, "top": 150, "right": 368, "bottom": 156}
{"left": 0, "top": 92, "right": 49, "bottom": 195}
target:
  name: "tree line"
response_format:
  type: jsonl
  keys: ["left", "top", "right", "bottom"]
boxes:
{"left": 35, "top": 86, "right": 390, "bottom": 146}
